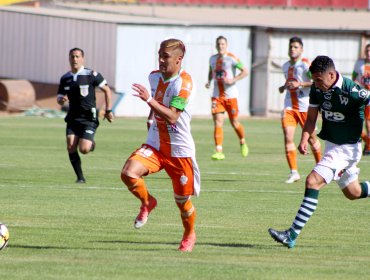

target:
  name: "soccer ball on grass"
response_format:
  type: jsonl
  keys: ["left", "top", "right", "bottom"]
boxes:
{"left": 0, "top": 223, "right": 9, "bottom": 250}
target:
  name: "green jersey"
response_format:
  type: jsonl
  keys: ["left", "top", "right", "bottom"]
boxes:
{"left": 310, "top": 73, "right": 370, "bottom": 145}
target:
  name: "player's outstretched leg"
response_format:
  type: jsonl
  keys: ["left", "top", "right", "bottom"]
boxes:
{"left": 269, "top": 189, "right": 319, "bottom": 248}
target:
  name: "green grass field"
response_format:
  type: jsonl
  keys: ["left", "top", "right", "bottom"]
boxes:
{"left": 1, "top": 116, "right": 370, "bottom": 279}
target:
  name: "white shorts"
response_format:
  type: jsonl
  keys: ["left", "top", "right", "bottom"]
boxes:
{"left": 313, "top": 141, "right": 362, "bottom": 189}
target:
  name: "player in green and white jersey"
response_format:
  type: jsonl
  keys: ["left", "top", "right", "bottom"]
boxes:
{"left": 268, "top": 55, "right": 370, "bottom": 248}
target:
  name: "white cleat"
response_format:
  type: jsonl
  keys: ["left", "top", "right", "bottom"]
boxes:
{"left": 285, "top": 172, "right": 300, "bottom": 184}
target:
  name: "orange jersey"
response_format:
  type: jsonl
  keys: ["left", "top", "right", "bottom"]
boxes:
{"left": 282, "top": 59, "right": 311, "bottom": 112}
{"left": 146, "top": 69, "right": 196, "bottom": 158}
{"left": 353, "top": 59, "right": 370, "bottom": 90}
{"left": 209, "top": 52, "right": 244, "bottom": 99}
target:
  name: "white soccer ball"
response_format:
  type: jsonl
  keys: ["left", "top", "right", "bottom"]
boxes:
{"left": 0, "top": 223, "right": 9, "bottom": 250}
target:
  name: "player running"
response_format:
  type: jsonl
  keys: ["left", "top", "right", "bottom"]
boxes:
{"left": 121, "top": 39, "right": 200, "bottom": 252}
{"left": 279, "top": 37, "right": 321, "bottom": 183}
{"left": 352, "top": 43, "right": 370, "bottom": 155}
{"left": 269, "top": 56, "right": 370, "bottom": 248}
{"left": 205, "top": 36, "right": 249, "bottom": 160}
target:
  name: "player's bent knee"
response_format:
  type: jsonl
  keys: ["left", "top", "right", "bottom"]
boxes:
{"left": 121, "top": 173, "right": 140, "bottom": 189}
{"left": 79, "top": 148, "right": 89, "bottom": 154}
{"left": 342, "top": 185, "right": 362, "bottom": 200}
{"left": 305, "top": 177, "right": 319, "bottom": 189}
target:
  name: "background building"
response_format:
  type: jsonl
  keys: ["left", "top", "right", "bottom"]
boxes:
{"left": 0, "top": 2, "right": 369, "bottom": 116}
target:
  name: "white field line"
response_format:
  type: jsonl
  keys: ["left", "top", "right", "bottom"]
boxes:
{"left": 0, "top": 183, "right": 302, "bottom": 194}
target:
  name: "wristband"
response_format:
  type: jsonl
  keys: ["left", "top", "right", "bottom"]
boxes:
{"left": 146, "top": 95, "right": 153, "bottom": 103}
{"left": 106, "top": 109, "right": 112, "bottom": 114}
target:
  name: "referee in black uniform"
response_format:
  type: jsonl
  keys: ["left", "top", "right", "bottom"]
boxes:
{"left": 57, "top": 48, "right": 114, "bottom": 183}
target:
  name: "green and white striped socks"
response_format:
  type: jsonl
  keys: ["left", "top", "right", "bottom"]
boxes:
{"left": 289, "top": 189, "right": 319, "bottom": 240}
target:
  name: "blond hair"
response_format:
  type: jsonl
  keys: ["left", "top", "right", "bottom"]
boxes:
{"left": 160, "top": 39, "right": 186, "bottom": 56}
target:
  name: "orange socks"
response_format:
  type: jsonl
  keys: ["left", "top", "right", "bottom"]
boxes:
{"left": 214, "top": 126, "right": 223, "bottom": 148}
{"left": 286, "top": 149, "right": 298, "bottom": 171}
{"left": 176, "top": 199, "right": 196, "bottom": 236}
{"left": 121, "top": 175, "right": 149, "bottom": 205}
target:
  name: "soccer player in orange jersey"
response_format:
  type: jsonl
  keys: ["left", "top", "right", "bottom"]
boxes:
{"left": 279, "top": 37, "right": 321, "bottom": 183}
{"left": 121, "top": 39, "right": 200, "bottom": 252}
{"left": 205, "top": 36, "right": 249, "bottom": 160}
{"left": 352, "top": 43, "right": 370, "bottom": 155}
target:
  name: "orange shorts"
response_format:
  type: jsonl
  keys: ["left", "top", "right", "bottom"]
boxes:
{"left": 281, "top": 109, "right": 307, "bottom": 128}
{"left": 365, "top": 105, "right": 370, "bottom": 120}
{"left": 211, "top": 97, "right": 239, "bottom": 119}
{"left": 128, "top": 144, "right": 200, "bottom": 196}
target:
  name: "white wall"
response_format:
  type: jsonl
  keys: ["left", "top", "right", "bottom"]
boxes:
{"left": 114, "top": 25, "right": 251, "bottom": 117}
{"left": 254, "top": 31, "right": 361, "bottom": 116}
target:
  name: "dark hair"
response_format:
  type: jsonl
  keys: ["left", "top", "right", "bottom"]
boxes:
{"left": 289, "top": 36, "right": 303, "bottom": 47}
{"left": 309, "top": 56, "right": 335, "bottom": 74}
{"left": 365, "top": 43, "right": 370, "bottom": 50}
{"left": 216, "top": 36, "right": 227, "bottom": 44}
{"left": 69, "top": 47, "right": 84, "bottom": 57}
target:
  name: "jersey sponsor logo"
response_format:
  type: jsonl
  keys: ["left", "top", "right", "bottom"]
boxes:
{"left": 79, "top": 85, "right": 89, "bottom": 97}
{"left": 215, "top": 70, "right": 226, "bottom": 81}
{"left": 156, "top": 90, "right": 164, "bottom": 100}
{"left": 321, "top": 110, "right": 345, "bottom": 122}
{"left": 339, "top": 95, "right": 349, "bottom": 105}
{"left": 359, "top": 89, "right": 370, "bottom": 99}
{"left": 324, "top": 92, "right": 332, "bottom": 100}
{"left": 167, "top": 124, "right": 179, "bottom": 133}
{"left": 322, "top": 101, "right": 332, "bottom": 110}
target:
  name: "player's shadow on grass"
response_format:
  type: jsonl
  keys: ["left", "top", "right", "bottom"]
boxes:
{"left": 94, "top": 240, "right": 254, "bottom": 248}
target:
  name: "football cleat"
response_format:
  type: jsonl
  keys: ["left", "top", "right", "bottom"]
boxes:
{"left": 240, "top": 143, "right": 249, "bottom": 157}
{"left": 285, "top": 171, "right": 300, "bottom": 184}
{"left": 134, "top": 196, "right": 157, "bottom": 229}
{"left": 178, "top": 232, "right": 196, "bottom": 252}
{"left": 211, "top": 151, "right": 225, "bottom": 160}
{"left": 268, "top": 228, "right": 296, "bottom": 249}
{"left": 76, "top": 178, "right": 86, "bottom": 183}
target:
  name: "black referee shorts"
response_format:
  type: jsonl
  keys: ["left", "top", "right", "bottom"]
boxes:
{"left": 66, "top": 119, "right": 99, "bottom": 141}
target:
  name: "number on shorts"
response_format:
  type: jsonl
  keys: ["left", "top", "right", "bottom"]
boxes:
{"left": 138, "top": 146, "right": 153, "bottom": 158}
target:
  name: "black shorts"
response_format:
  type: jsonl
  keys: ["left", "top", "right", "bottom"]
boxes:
{"left": 66, "top": 119, "right": 99, "bottom": 141}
